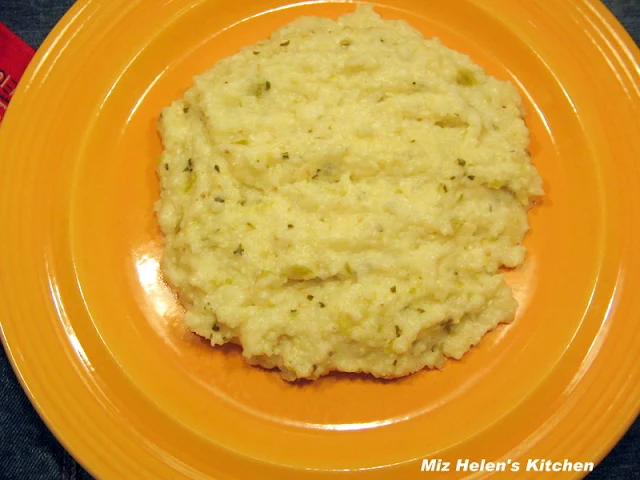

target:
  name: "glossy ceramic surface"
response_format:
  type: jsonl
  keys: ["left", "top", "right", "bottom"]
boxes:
{"left": 0, "top": 0, "right": 639, "bottom": 478}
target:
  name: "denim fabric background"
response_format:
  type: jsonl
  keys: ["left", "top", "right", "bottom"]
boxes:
{"left": 0, "top": 1, "right": 638, "bottom": 479}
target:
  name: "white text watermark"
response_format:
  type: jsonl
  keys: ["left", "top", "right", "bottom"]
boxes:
{"left": 421, "top": 458, "right": 594, "bottom": 473}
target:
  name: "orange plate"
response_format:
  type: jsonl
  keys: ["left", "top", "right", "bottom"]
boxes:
{"left": 0, "top": 0, "right": 639, "bottom": 478}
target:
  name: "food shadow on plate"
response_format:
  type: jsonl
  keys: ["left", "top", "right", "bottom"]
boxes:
{"left": 190, "top": 331, "right": 413, "bottom": 387}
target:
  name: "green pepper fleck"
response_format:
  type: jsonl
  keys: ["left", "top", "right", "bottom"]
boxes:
{"left": 435, "top": 115, "right": 468, "bottom": 128}
{"left": 443, "top": 320, "right": 454, "bottom": 333}
{"left": 288, "top": 265, "right": 313, "bottom": 279}
{"left": 456, "top": 68, "right": 477, "bottom": 86}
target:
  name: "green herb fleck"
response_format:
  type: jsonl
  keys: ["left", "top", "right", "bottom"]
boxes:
{"left": 395, "top": 325, "right": 402, "bottom": 337}
{"left": 312, "top": 169, "right": 321, "bottom": 179}
{"left": 233, "top": 244, "right": 244, "bottom": 256}
{"left": 457, "top": 158, "right": 466, "bottom": 167}
{"left": 282, "top": 152, "right": 290, "bottom": 160}
{"left": 253, "top": 51, "right": 260, "bottom": 55}
{"left": 468, "top": 175, "right": 475, "bottom": 180}
{"left": 214, "top": 165, "right": 220, "bottom": 172}
{"left": 164, "top": 163, "right": 169, "bottom": 171}
{"left": 340, "top": 39, "right": 352, "bottom": 47}
{"left": 232, "top": 139, "right": 249, "bottom": 146}
{"left": 215, "top": 197, "right": 225, "bottom": 203}
{"left": 307, "top": 295, "right": 314, "bottom": 301}
{"left": 319, "top": 302, "right": 326, "bottom": 308}
{"left": 390, "top": 285, "right": 397, "bottom": 293}
{"left": 265, "top": 81, "right": 271, "bottom": 91}
{"left": 287, "top": 224, "right": 294, "bottom": 229}
{"left": 212, "top": 324, "right": 220, "bottom": 332}
{"left": 280, "top": 40, "right": 290, "bottom": 47}
{"left": 290, "top": 309, "right": 297, "bottom": 313}
{"left": 183, "top": 105, "right": 190, "bottom": 113}
{"left": 183, "top": 158, "right": 193, "bottom": 172}
{"left": 417, "top": 308, "right": 425, "bottom": 313}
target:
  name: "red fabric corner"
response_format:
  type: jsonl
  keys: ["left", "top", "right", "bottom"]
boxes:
{"left": 0, "top": 22, "right": 35, "bottom": 123}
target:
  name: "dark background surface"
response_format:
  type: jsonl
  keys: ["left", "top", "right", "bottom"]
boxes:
{"left": 0, "top": 1, "right": 638, "bottom": 479}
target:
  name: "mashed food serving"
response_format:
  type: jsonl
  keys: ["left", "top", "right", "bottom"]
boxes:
{"left": 155, "top": 6, "right": 543, "bottom": 381}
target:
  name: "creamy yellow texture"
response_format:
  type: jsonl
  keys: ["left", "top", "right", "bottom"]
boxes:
{"left": 155, "top": 6, "right": 543, "bottom": 381}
